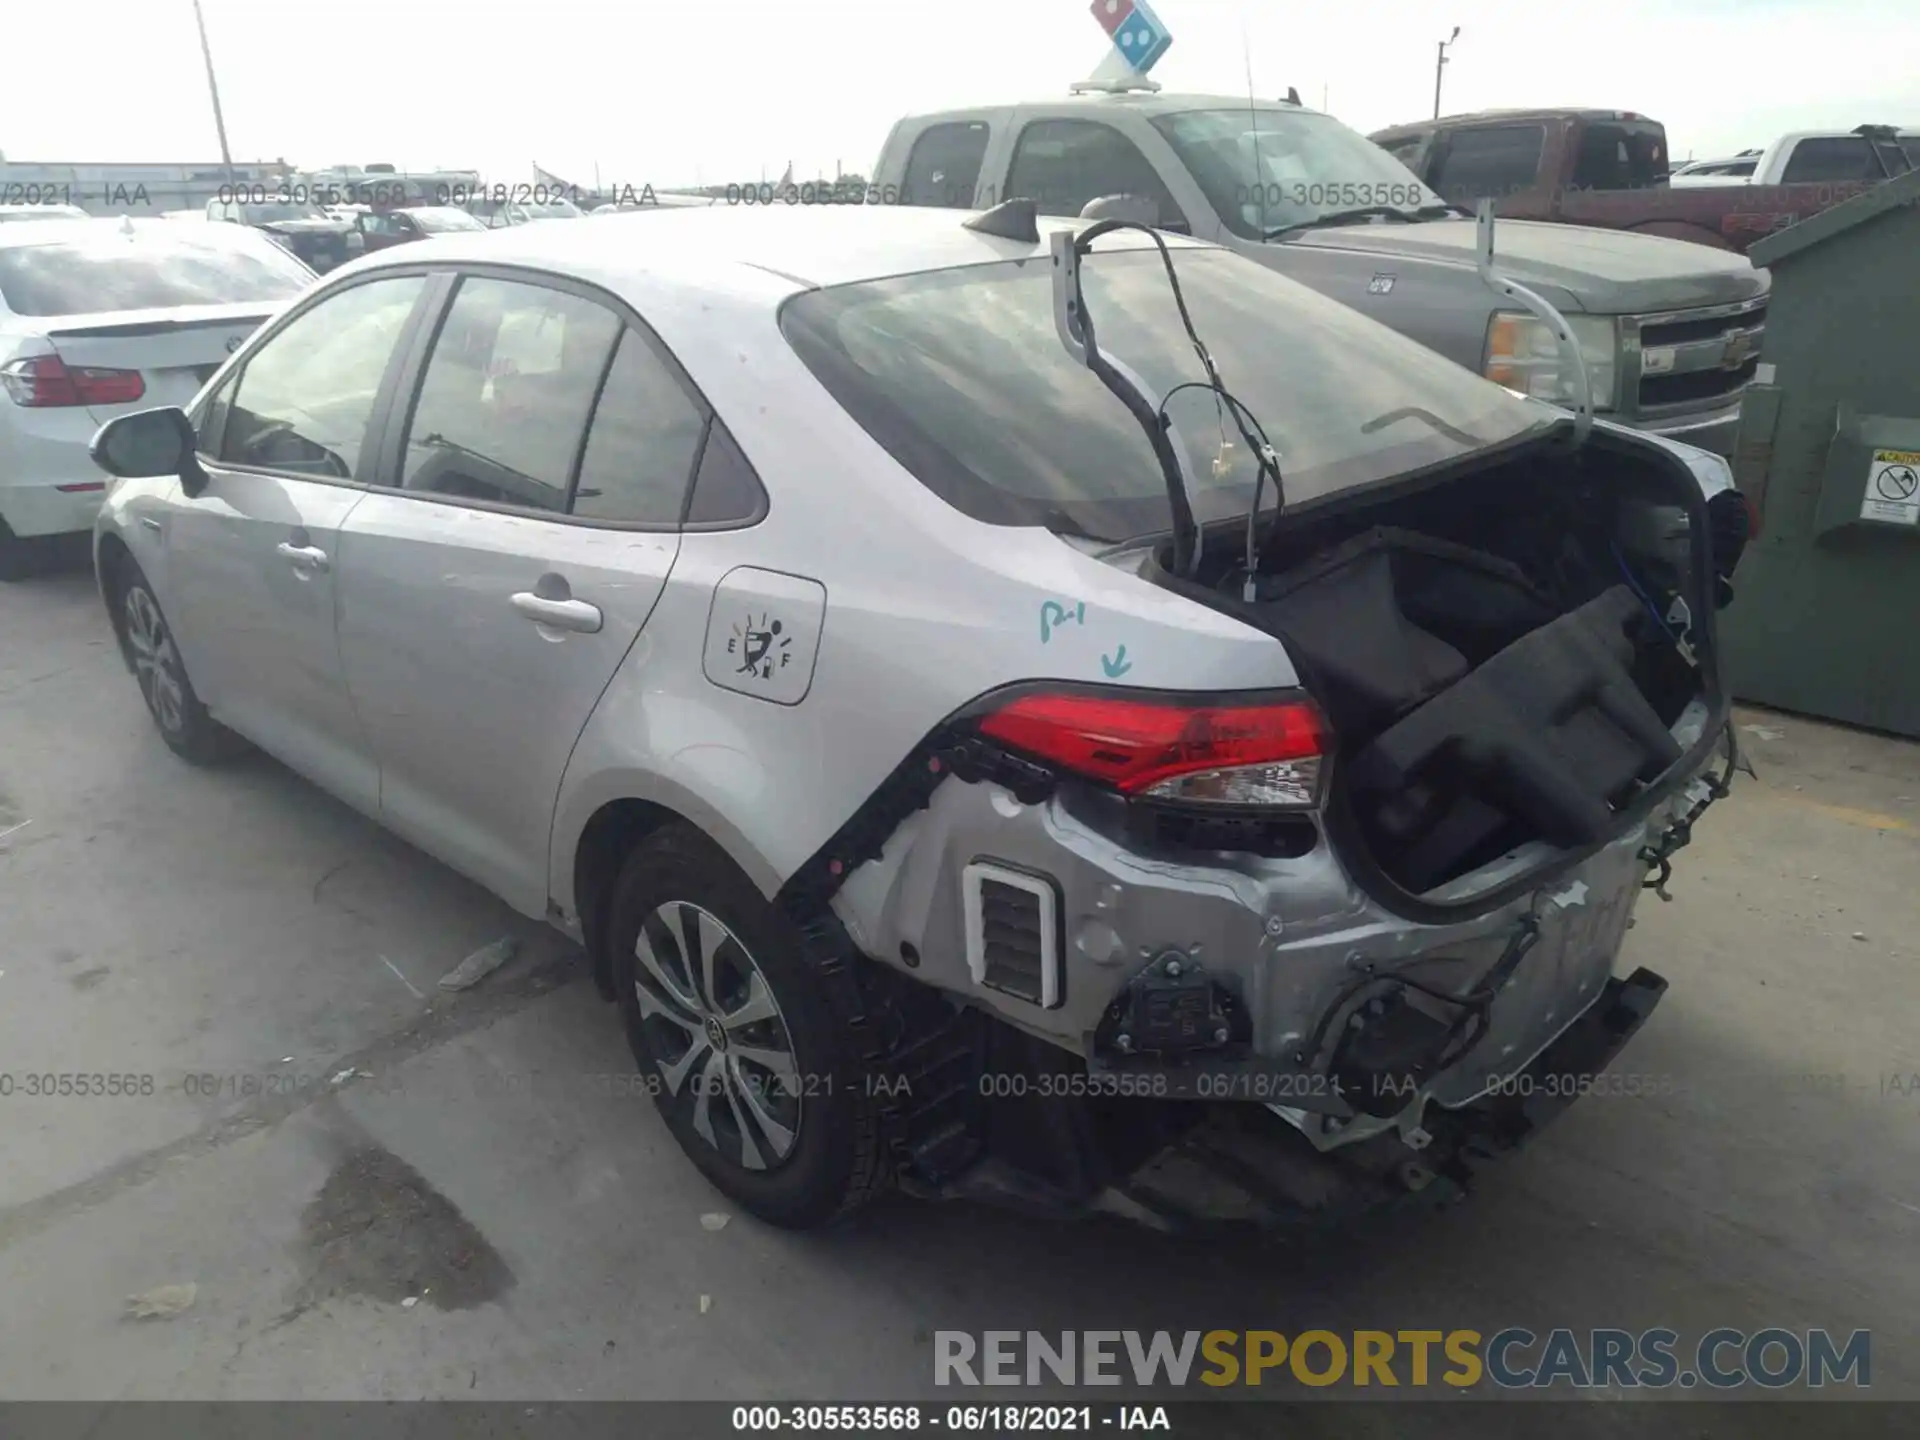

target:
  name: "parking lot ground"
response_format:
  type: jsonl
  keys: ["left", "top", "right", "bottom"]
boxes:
{"left": 2, "top": 558, "right": 1917, "bottom": 1421}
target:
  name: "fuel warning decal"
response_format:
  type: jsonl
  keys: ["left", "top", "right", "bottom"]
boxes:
{"left": 702, "top": 568, "right": 826, "bottom": 705}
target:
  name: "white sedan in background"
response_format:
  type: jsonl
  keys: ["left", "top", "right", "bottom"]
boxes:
{"left": 0, "top": 218, "right": 316, "bottom": 578}
{"left": 0, "top": 203, "right": 92, "bottom": 224}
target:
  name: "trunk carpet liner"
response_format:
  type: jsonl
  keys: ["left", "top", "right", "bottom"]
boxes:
{"left": 1255, "top": 528, "right": 1682, "bottom": 893}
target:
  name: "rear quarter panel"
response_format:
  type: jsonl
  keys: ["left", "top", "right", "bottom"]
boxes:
{"left": 548, "top": 268, "right": 1297, "bottom": 910}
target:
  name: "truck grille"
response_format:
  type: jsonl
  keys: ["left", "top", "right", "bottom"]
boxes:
{"left": 1625, "top": 296, "right": 1768, "bottom": 417}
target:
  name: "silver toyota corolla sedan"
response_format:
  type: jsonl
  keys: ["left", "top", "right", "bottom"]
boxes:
{"left": 88, "top": 204, "right": 1750, "bottom": 1231}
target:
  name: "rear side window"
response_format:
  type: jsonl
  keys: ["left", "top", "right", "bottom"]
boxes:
{"left": 0, "top": 229, "right": 312, "bottom": 316}
{"left": 900, "top": 122, "right": 991, "bottom": 208}
{"left": 1428, "top": 125, "right": 1545, "bottom": 201}
{"left": 1570, "top": 123, "right": 1668, "bottom": 190}
{"left": 217, "top": 274, "right": 426, "bottom": 478}
{"left": 1779, "top": 137, "right": 1878, "bottom": 182}
{"left": 397, "top": 276, "right": 620, "bottom": 513}
{"left": 684, "top": 421, "right": 766, "bottom": 525}
{"left": 1005, "top": 120, "right": 1184, "bottom": 225}
{"left": 571, "top": 326, "right": 708, "bottom": 525}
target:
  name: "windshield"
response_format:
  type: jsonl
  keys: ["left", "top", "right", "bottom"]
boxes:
{"left": 408, "top": 207, "right": 485, "bottom": 232}
{"left": 0, "top": 230, "right": 314, "bottom": 316}
{"left": 781, "top": 247, "right": 1549, "bottom": 543}
{"left": 1152, "top": 108, "right": 1445, "bottom": 241}
{"left": 239, "top": 202, "right": 328, "bottom": 224}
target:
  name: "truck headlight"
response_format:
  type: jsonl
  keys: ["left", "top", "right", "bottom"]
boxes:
{"left": 1484, "top": 311, "right": 1616, "bottom": 412}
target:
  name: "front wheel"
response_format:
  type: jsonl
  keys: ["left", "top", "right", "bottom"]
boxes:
{"left": 609, "top": 824, "right": 887, "bottom": 1228}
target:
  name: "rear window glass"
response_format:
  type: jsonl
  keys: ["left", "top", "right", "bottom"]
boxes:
{"left": 0, "top": 229, "right": 313, "bottom": 316}
{"left": 1779, "top": 137, "right": 1879, "bottom": 182}
{"left": 901, "top": 122, "right": 991, "bottom": 207}
{"left": 781, "top": 247, "right": 1548, "bottom": 542}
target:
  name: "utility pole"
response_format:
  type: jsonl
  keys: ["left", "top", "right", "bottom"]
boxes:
{"left": 1436, "top": 27, "right": 1459, "bottom": 120}
{"left": 191, "top": 0, "right": 237, "bottom": 186}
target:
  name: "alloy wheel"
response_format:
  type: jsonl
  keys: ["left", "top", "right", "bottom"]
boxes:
{"left": 124, "top": 586, "right": 186, "bottom": 736}
{"left": 632, "top": 901, "right": 803, "bottom": 1170}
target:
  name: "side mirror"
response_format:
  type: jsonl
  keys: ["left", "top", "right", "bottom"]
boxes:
{"left": 91, "top": 407, "right": 210, "bottom": 496}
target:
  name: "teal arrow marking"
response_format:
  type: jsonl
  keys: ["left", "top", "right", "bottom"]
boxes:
{"left": 1101, "top": 644, "right": 1132, "bottom": 678}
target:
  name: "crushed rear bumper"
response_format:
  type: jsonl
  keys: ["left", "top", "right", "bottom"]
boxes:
{"left": 928, "top": 966, "right": 1668, "bottom": 1232}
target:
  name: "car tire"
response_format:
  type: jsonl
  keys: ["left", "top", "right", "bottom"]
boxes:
{"left": 0, "top": 519, "right": 35, "bottom": 581}
{"left": 609, "top": 823, "right": 888, "bottom": 1229}
{"left": 114, "top": 564, "right": 243, "bottom": 765}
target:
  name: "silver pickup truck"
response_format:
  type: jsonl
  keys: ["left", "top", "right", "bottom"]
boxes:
{"left": 871, "top": 90, "right": 1769, "bottom": 456}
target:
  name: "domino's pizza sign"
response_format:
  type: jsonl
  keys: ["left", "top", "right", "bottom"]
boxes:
{"left": 1090, "top": 0, "right": 1173, "bottom": 74}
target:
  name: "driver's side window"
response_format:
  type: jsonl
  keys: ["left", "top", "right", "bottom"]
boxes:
{"left": 215, "top": 274, "right": 427, "bottom": 480}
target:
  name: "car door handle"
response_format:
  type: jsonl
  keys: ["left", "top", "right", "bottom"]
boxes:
{"left": 139, "top": 516, "right": 163, "bottom": 534}
{"left": 275, "top": 541, "right": 330, "bottom": 573}
{"left": 510, "top": 592, "right": 602, "bottom": 634}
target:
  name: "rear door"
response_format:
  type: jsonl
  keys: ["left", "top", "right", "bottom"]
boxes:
{"left": 165, "top": 270, "right": 435, "bottom": 814}
{"left": 334, "top": 268, "right": 707, "bottom": 914}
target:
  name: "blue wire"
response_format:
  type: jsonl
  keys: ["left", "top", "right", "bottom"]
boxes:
{"left": 1611, "top": 541, "right": 1681, "bottom": 641}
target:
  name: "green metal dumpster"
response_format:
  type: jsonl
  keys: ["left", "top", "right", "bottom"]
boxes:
{"left": 1720, "top": 167, "right": 1920, "bottom": 737}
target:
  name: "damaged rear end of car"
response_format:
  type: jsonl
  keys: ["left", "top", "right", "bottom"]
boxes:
{"left": 767, "top": 205, "right": 1749, "bottom": 1231}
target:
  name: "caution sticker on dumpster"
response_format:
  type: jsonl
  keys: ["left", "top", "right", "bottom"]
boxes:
{"left": 1861, "top": 450, "right": 1920, "bottom": 525}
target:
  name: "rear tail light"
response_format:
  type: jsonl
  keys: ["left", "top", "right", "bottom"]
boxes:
{"left": 0, "top": 354, "right": 145, "bottom": 408}
{"left": 977, "top": 691, "right": 1328, "bottom": 808}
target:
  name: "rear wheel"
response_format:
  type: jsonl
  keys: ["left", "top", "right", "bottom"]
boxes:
{"left": 609, "top": 824, "right": 887, "bottom": 1228}
{"left": 116, "top": 566, "right": 242, "bottom": 765}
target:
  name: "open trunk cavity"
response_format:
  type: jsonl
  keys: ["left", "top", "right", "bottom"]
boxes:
{"left": 1153, "top": 431, "right": 1742, "bottom": 901}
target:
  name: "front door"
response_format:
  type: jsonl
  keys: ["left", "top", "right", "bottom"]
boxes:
{"left": 335, "top": 272, "right": 708, "bottom": 913}
{"left": 166, "top": 272, "right": 431, "bottom": 815}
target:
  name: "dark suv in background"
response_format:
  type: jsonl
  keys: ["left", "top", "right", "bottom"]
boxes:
{"left": 205, "top": 198, "right": 357, "bottom": 273}
{"left": 354, "top": 205, "right": 487, "bottom": 253}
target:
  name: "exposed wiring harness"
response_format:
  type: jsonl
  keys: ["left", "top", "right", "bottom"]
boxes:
{"left": 1302, "top": 913, "right": 1544, "bottom": 1095}
{"left": 1610, "top": 539, "right": 1698, "bottom": 667}
{"left": 1638, "top": 724, "right": 1741, "bottom": 901}
{"left": 1065, "top": 218, "right": 1287, "bottom": 580}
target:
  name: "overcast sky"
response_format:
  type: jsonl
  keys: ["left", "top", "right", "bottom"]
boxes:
{"left": 5, "top": 0, "right": 1916, "bottom": 182}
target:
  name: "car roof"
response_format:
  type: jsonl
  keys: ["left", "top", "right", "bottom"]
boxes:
{"left": 1371, "top": 108, "right": 1655, "bottom": 139}
{"left": 0, "top": 216, "right": 264, "bottom": 250}
{"left": 901, "top": 92, "right": 1317, "bottom": 126}
{"left": 1771, "top": 127, "right": 1918, "bottom": 143}
{"left": 351, "top": 203, "right": 1214, "bottom": 291}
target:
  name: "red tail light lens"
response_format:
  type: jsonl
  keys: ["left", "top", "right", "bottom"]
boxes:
{"left": 0, "top": 354, "right": 145, "bottom": 408}
{"left": 977, "top": 692, "right": 1328, "bottom": 808}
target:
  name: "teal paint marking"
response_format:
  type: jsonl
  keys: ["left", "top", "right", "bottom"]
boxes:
{"left": 1101, "top": 644, "right": 1133, "bottom": 678}
{"left": 1039, "top": 600, "right": 1087, "bottom": 643}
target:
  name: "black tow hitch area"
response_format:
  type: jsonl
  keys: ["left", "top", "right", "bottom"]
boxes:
{"left": 1306, "top": 916, "right": 1542, "bottom": 1119}
{"left": 1094, "top": 953, "right": 1246, "bottom": 1061}
{"left": 1329, "top": 992, "right": 1465, "bottom": 1120}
